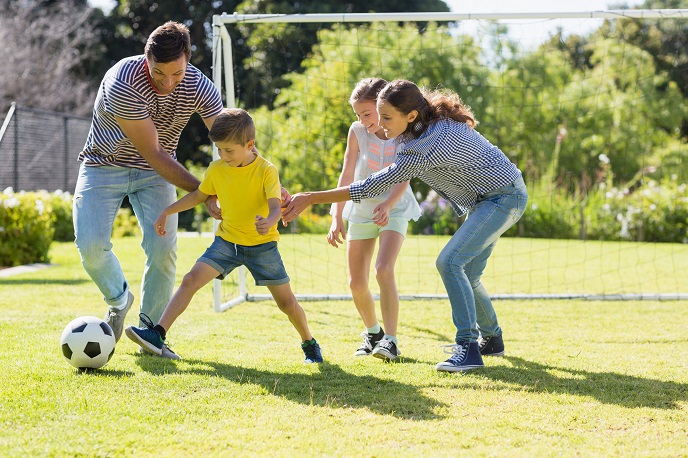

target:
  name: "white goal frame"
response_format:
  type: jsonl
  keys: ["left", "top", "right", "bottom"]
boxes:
{"left": 210, "top": 9, "right": 688, "bottom": 311}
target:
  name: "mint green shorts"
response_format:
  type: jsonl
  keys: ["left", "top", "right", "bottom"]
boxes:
{"left": 347, "top": 217, "right": 409, "bottom": 241}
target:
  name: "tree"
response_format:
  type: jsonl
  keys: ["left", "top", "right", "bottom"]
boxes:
{"left": 0, "top": 0, "right": 103, "bottom": 116}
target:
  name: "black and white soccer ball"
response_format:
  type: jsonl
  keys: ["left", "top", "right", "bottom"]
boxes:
{"left": 60, "top": 316, "right": 116, "bottom": 370}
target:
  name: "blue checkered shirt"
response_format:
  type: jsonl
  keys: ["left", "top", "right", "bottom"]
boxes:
{"left": 349, "top": 119, "right": 521, "bottom": 216}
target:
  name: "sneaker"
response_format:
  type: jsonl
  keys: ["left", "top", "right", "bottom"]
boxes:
{"left": 478, "top": 334, "right": 505, "bottom": 357}
{"left": 137, "top": 345, "right": 182, "bottom": 360}
{"left": 125, "top": 313, "right": 165, "bottom": 355}
{"left": 372, "top": 338, "right": 400, "bottom": 362}
{"left": 302, "top": 339, "right": 323, "bottom": 364}
{"left": 353, "top": 329, "right": 385, "bottom": 356}
{"left": 435, "top": 341, "right": 484, "bottom": 372}
{"left": 104, "top": 291, "right": 134, "bottom": 342}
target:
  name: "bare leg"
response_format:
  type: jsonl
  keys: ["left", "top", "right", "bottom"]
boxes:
{"left": 347, "top": 238, "right": 378, "bottom": 328}
{"left": 375, "top": 231, "right": 404, "bottom": 337}
{"left": 157, "top": 261, "right": 220, "bottom": 332}
{"left": 267, "top": 283, "right": 313, "bottom": 342}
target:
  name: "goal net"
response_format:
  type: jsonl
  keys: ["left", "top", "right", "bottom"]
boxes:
{"left": 210, "top": 10, "right": 688, "bottom": 311}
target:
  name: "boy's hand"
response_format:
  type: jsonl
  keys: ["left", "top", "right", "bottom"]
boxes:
{"left": 255, "top": 215, "right": 275, "bottom": 235}
{"left": 280, "top": 187, "right": 292, "bottom": 207}
{"left": 154, "top": 214, "right": 168, "bottom": 236}
{"left": 205, "top": 195, "right": 222, "bottom": 220}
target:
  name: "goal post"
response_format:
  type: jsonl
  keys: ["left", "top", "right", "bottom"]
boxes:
{"left": 210, "top": 10, "right": 688, "bottom": 312}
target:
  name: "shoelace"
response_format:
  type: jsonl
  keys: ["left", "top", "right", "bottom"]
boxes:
{"left": 139, "top": 312, "right": 156, "bottom": 329}
{"left": 441, "top": 343, "right": 467, "bottom": 362}
{"left": 377, "top": 339, "right": 394, "bottom": 350}
{"left": 359, "top": 332, "right": 374, "bottom": 350}
{"left": 138, "top": 313, "right": 176, "bottom": 353}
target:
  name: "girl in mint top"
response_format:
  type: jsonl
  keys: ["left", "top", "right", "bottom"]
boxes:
{"left": 329, "top": 78, "right": 421, "bottom": 363}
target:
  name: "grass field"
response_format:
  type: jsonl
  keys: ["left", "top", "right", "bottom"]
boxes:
{"left": 1, "top": 236, "right": 687, "bottom": 457}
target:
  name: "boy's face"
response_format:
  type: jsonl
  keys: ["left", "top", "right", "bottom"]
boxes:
{"left": 216, "top": 139, "right": 256, "bottom": 167}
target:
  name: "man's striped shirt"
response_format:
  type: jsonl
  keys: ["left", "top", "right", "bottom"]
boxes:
{"left": 78, "top": 55, "right": 223, "bottom": 169}
{"left": 349, "top": 119, "right": 521, "bottom": 216}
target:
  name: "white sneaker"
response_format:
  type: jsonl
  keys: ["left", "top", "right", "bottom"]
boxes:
{"left": 104, "top": 291, "right": 134, "bottom": 342}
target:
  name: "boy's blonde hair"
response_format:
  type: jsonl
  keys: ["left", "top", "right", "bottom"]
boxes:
{"left": 209, "top": 108, "right": 256, "bottom": 145}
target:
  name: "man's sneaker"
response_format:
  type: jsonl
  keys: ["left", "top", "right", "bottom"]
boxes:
{"left": 104, "top": 291, "right": 134, "bottom": 342}
{"left": 479, "top": 334, "right": 505, "bottom": 357}
{"left": 435, "top": 341, "right": 484, "bottom": 372}
{"left": 353, "top": 329, "right": 385, "bottom": 356}
{"left": 137, "top": 344, "right": 182, "bottom": 360}
{"left": 302, "top": 339, "right": 323, "bottom": 364}
{"left": 372, "top": 338, "right": 400, "bottom": 362}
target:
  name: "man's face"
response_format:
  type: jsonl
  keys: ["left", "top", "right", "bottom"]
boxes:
{"left": 147, "top": 56, "right": 187, "bottom": 94}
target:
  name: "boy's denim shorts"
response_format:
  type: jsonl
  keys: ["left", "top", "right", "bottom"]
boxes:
{"left": 198, "top": 237, "right": 290, "bottom": 286}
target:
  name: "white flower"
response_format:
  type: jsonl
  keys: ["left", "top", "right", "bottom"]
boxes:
{"left": 2, "top": 187, "right": 13, "bottom": 195}
{"left": 4, "top": 197, "right": 19, "bottom": 209}
{"left": 598, "top": 153, "right": 610, "bottom": 164}
{"left": 531, "top": 203, "right": 539, "bottom": 211}
{"left": 649, "top": 204, "right": 657, "bottom": 211}
{"left": 35, "top": 200, "right": 45, "bottom": 215}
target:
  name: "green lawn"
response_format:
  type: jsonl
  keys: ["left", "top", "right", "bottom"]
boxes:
{"left": 0, "top": 237, "right": 686, "bottom": 457}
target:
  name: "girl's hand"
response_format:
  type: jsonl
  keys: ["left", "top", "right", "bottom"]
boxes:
{"left": 372, "top": 203, "right": 391, "bottom": 227}
{"left": 327, "top": 217, "right": 346, "bottom": 248}
{"left": 154, "top": 214, "right": 168, "bottom": 236}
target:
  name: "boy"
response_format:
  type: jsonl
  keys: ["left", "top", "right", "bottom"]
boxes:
{"left": 125, "top": 108, "right": 323, "bottom": 364}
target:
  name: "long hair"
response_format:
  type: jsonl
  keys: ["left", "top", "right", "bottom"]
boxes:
{"left": 377, "top": 79, "right": 476, "bottom": 141}
{"left": 349, "top": 77, "right": 388, "bottom": 104}
{"left": 145, "top": 21, "right": 192, "bottom": 63}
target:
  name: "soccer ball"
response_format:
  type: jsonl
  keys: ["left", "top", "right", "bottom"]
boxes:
{"left": 60, "top": 316, "right": 116, "bottom": 370}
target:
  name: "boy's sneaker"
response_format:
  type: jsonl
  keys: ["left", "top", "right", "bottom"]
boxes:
{"left": 353, "top": 329, "right": 385, "bottom": 356}
{"left": 302, "top": 339, "right": 323, "bottom": 364}
{"left": 478, "top": 334, "right": 505, "bottom": 356}
{"left": 372, "top": 338, "right": 400, "bottom": 362}
{"left": 104, "top": 291, "right": 134, "bottom": 342}
{"left": 137, "top": 345, "right": 182, "bottom": 360}
{"left": 126, "top": 325, "right": 164, "bottom": 355}
{"left": 435, "top": 341, "right": 484, "bottom": 372}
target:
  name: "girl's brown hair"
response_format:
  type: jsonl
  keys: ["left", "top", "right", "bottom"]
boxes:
{"left": 377, "top": 79, "right": 476, "bottom": 141}
{"left": 349, "top": 77, "right": 388, "bottom": 105}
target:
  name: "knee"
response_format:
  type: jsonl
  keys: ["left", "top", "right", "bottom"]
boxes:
{"left": 375, "top": 263, "right": 395, "bottom": 285}
{"left": 435, "top": 252, "right": 466, "bottom": 276}
{"left": 348, "top": 277, "right": 369, "bottom": 296}
{"left": 275, "top": 295, "right": 298, "bottom": 314}
{"left": 75, "top": 235, "right": 111, "bottom": 265}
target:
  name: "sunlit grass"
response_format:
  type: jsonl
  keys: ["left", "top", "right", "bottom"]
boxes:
{"left": 0, "top": 237, "right": 686, "bottom": 457}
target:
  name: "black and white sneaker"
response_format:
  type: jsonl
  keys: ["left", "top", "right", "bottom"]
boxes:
{"left": 353, "top": 329, "right": 385, "bottom": 356}
{"left": 372, "top": 338, "right": 400, "bottom": 361}
{"left": 478, "top": 334, "right": 505, "bottom": 357}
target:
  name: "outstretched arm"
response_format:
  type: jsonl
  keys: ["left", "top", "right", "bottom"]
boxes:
{"left": 154, "top": 189, "right": 209, "bottom": 236}
{"left": 282, "top": 187, "right": 352, "bottom": 223}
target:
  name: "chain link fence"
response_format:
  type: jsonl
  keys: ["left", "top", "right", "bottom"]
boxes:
{"left": 0, "top": 103, "right": 90, "bottom": 193}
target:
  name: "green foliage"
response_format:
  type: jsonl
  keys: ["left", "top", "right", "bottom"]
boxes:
{"left": 0, "top": 189, "right": 55, "bottom": 266}
{"left": 111, "top": 208, "right": 141, "bottom": 238}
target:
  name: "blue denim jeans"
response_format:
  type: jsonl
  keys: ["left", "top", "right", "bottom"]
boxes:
{"left": 436, "top": 176, "right": 528, "bottom": 343}
{"left": 73, "top": 165, "right": 178, "bottom": 324}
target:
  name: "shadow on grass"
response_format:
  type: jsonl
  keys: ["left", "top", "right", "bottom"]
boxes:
{"left": 1, "top": 278, "right": 89, "bottom": 286}
{"left": 135, "top": 356, "right": 445, "bottom": 420}
{"left": 483, "top": 356, "right": 687, "bottom": 409}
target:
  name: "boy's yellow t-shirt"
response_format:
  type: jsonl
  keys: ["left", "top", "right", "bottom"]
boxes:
{"left": 198, "top": 153, "right": 282, "bottom": 246}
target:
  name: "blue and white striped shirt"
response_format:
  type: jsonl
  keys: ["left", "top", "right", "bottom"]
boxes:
{"left": 349, "top": 119, "right": 521, "bottom": 216}
{"left": 78, "top": 55, "right": 223, "bottom": 169}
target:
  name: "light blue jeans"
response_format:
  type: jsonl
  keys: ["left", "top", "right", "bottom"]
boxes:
{"left": 73, "top": 165, "right": 178, "bottom": 325}
{"left": 436, "top": 177, "right": 528, "bottom": 343}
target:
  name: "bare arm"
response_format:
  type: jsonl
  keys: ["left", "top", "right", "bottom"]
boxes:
{"left": 115, "top": 116, "right": 200, "bottom": 192}
{"left": 255, "top": 197, "right": 282, "bottom": 235}
{"left": 282, "top": 187, "right": 351, "bottom": 223}
{"left": 328, "top": 127, "right": 359, "bottom": 247}
{"left": 154, "top": 189, "right": 209, "bottom": 236}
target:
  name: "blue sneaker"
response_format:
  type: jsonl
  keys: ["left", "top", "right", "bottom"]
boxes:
{"left": 479, "top": 334, "right": 505, "bottom": 357}
{"left": 125, "top": 313, "right": 164, "bottom": 356}
{"left": 435, "top": 341, "right": 484, "bottom": 372}
{"left": 301, "top": 339, "right": 323, "bottom": 364}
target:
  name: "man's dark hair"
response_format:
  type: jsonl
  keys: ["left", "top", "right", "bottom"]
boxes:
{"left": 144, "top": 21, "right": 191, "bottom": 63}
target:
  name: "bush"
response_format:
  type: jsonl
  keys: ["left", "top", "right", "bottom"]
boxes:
{"left": 0, "top": 188, "right": 55, "bottom": 266}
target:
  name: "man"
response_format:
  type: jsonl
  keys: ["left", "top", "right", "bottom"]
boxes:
{"left": 73, "top": 22, "right": 223, "bottom": 359}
